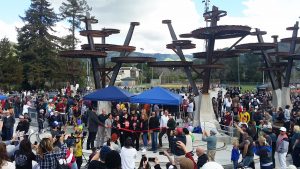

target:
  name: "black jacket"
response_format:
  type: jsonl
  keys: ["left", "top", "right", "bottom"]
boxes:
{"left": 16, "top": 121, "right": 30, "bottom": 133}
{"left": 171, "top": 135, "right": 186, "bottom": 156}
{"left": 87, "top": 110, "right": 101, "bottom": 132}
{"left": 149, "top": 116, "right": 160, "bottom": 132}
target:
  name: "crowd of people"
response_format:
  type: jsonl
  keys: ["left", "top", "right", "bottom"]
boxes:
{"left": 0, "top": 85, "right": 300, "bottom": 169}
{"left": 213, "top": 87, "right": 300, "bottom": 169}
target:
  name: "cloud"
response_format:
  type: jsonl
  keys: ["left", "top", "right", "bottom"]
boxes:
{"left": 0, "top": 20, "right": 23, "bottom": 42}
{"left": 217, "top": 0, "right": 300, "bottom": 49}
{"left": 0, "top": 0, "right": 300, "bottom": 55}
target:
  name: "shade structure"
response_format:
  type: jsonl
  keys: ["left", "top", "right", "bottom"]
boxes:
{"left": 130, "top": 87, "right": 182, "bottom": 105}
{"left": 83, "top": 86, "right": 134, "bottom": 102}
{"left": 0, "top": 94, "right": 7, "bottom": 100}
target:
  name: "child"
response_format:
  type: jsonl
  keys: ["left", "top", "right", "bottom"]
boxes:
{"left": 231, "top": 139, "right": 240, "bottom": 169}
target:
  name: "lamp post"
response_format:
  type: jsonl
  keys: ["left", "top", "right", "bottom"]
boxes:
{"left": 140, "top": 48, "right": 144, "bottom": 85}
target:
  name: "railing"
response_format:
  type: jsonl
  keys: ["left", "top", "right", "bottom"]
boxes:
{"left": 201, "top": 121, "right": 239, "bottom": 140}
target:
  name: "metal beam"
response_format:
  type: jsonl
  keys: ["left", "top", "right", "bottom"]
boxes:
{"left": 256, "top": 28, "right": 278, "bottom": 90}
{"left": 284, "top": 21, "right": 299, "bottom": 87}
{"left": 84, "top": 12, "right": 101, "bottom": 89}
{"left": 202, "top": 6, "right": 219, "bottom": 94}
{"left": 109, "top": 22, "right": 139, "bottom": 86}
{"left": 163, "top": 20, "right": 199, "bottom": 96}
{"left": 272, "top": 35, "right": 282, "bottom": 88}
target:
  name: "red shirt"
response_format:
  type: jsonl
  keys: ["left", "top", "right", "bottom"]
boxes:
{"left": 56, "top": 102, "right": 65, "bottom": 112}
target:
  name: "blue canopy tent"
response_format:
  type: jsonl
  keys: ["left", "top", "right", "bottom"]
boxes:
{"left": 0, "top": 94, "right": 7, "bottom": 100}
{"left": 83, "top": 86, "right": 134, "bottom": 102}
{"left": 130, "top": 87, "right": 182, "bottom": 105}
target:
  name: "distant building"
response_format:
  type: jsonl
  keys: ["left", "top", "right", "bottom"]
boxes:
{"left": 115, "top": 67, "right": 140, "bottom": 86}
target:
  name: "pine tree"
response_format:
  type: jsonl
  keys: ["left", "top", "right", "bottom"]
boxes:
{"left": 0, "top": 38, "right": 23, "bottom": 90}
{"left": 59, "top": 0, "right": 91, "bottom": 49}
{"left": 17, "top": 0, "right": 60, "bottom": 89}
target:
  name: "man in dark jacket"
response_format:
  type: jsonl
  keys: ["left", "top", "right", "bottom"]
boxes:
{"left": 167, "top": 114, "right": 176, "bottom": 150}
{"left": 16, "top": 115, "right": 30, "bottom": 134}
{"left": 86, "top": 103, "right": 101, "bottom": 150}
{"left": 149, "top": 111, "right": 160, "bottom": 153}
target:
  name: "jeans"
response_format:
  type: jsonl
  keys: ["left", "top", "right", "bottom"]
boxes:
{"left": 233, "top": 160, "right": 238, "bottom": 169}
{"left": 292, "top": 147, "right": 300, "bottom": 167}
{"left": 242, "top": 156, "right": 254, "bottom": 167}
{"left": 142, "top": 132, "right": 148, "bottom": 147}
{"left": 151, "top": 132, "right": 158, "bottom": 152}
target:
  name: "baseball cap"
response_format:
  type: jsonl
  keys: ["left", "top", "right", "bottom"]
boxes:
{"left": 210, "top": 128, "right": 218, "bottom": 135}
{"left": 279, "top": 127, "right": 287, "bottom": 132}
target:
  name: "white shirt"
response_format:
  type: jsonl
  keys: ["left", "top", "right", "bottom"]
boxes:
{"left": 22, "top": 105, "right": 30, "bottom": 115}
{"left": 121, "top": 147, "right": 137, "bottom": 169}
{"left": 224, "top": 98, "right": 232, "bottom": 107}
{"left": 185, "top": 134, "right": 193, "bottom": 152}
{"left": 2, "top": 161, "right": 15, "bottom": 169}
{"left": 187, "top": 102, "right": 194, "bottom": 113}
{"left": 160, "top": 115, "right": 169, "bottom": 128}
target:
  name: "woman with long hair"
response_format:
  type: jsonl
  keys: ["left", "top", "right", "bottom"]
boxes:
{"left": 14, "top": 139, "right": 36, "bottom": 169}
{"left": 36, "top": 136, "right": 67, "bottom": 169}
{"left": 0, "top": 142, "right": 14, "bottom": 169}
{"left": 253, "top": 136, "right": 273, "bottom": 169}
{"left": 140, "top": 110, "right": 149, "bottom": 152}
{"left": 138, "top": 155, "right": 150, "bottom": 169}
{"left": 120, "top": 137, "right": 137, "bottom": 169}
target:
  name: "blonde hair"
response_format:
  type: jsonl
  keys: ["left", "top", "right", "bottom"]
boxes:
{"left": 232, "top": 138, "right": 239, "bottom": 147}
{"left": 258, "top": 136, "right": 267, "bottom": 146}
{"left": 294, "top": 125, "right": 300, "bottom": 133}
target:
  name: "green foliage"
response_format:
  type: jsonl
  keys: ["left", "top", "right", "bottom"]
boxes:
{"left": 59, "top": 0, "right": 91, "bottom": 49}
{"left": 0, "top": 38, "right": 23, "bottom": 90}
{"left": 17, "top": 0, "right": 60, "bottom": 89}
{"left": 214, "top": 53, "right": 263, "bottom": 83}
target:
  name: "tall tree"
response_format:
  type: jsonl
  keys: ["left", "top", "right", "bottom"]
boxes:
{"left": 17, "top": 0, "right": 60, "bottom": 89}
{"left": 0, "top": 38, "right": 23, "bottom": 90}
{"left": 59, "top": 0, "right": 91, "bottom": 49}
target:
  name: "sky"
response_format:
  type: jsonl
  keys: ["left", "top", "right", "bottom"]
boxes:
{"left": 0, "top": 0, "right": 299, "bottom": 54}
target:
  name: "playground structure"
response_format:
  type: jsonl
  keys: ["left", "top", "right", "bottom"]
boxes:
{"left": 60, "top": 12, "right": 156, "bottom": 89}
{"left": 59, "top": 6, "right": 300, "bottom": 128}
{"left": 235, "top": 22, "right": 300, "bottom": 108}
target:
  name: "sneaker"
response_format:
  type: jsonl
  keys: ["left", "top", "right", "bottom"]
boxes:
{"left": 141, "top": 148, "right": 146, "bottom": 153}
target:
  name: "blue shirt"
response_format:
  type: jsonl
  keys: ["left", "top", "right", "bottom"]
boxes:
{"left": 231, "top": 147, "right": 240, "bottom": 161}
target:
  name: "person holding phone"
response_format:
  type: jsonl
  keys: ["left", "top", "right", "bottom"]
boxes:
{"left": 138, "top": 155, "right": 150, "bottom": 169}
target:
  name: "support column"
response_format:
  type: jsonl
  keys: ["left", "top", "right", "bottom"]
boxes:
{"left": 110, "top": 22, "right": 140, "bottom": 86}
{"left": 256, "top": 28, "right": 278, "bottom": 90}
{"left": 84, "top": 12, "right": 101, "bottom": 89}
{"left": 163, "top": 20, "right": 199, "bottom": 96}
